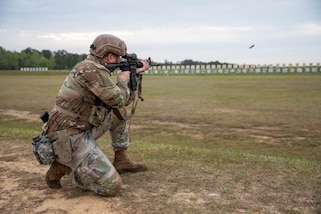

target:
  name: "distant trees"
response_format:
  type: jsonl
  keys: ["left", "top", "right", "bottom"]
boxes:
{"left": 183, "top": 59, "right": 227, "bottom": 65}
{"left": 0, "top": 47, "right": 20, "bottom": 70}
{"left": 166, "top": 59, "right": 225, "bottom": 66}
{"left": 0, "top": 46, "right": 225, "bottom": 70}
{"left": 0, "top": 46, "right": 87, "bottom": 70}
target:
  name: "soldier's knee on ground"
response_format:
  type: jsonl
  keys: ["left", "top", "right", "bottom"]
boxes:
{"left": 101, "top": 172, "right": 122, "bottom": 196}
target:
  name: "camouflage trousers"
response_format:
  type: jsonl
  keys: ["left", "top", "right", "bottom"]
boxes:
{"left": 57, "top": 111, "right": 129, "bottom": 196}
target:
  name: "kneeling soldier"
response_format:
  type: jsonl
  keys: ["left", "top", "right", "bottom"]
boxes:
{"left": 43, "top": 34, "right": 150, "bottom": 196}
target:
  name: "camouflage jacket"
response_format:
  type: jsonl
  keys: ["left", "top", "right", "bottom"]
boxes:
{"left": 45, "top": 54, "right": 131, "bottom": 133}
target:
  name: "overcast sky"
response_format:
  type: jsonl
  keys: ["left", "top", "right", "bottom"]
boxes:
{"left": 0, "top": 0, "right": 320, "bottom": 65}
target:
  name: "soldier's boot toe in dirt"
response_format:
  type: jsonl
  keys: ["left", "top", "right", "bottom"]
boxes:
{"left": 46, "top": 161, "right": 72, "bottom": 189}
{"left": 113, "top": 149, "right": 147, "bottom": 173}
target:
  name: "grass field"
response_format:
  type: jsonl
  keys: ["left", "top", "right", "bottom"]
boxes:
{"left": 0, "top": 71, "right": 321, "bottom": 213}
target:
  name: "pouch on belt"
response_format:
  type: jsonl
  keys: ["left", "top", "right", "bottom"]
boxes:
{"left": 53, "top": 129, "right": 72, "bottom": 162}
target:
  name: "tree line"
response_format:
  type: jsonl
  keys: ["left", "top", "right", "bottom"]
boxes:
{"left": 0, "top": 46, "right": 87, "bottom": 70}
{"left": 0, "top": 46, "right": 225, "bottom": 70}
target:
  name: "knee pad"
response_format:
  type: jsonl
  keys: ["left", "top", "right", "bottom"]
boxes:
{"left": 100, "top": 172, "right": 122, "bottom": 196}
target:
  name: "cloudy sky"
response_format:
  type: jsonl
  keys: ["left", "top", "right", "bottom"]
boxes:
{"left": 0, "top": 0, "right": 320, "bottom": 65}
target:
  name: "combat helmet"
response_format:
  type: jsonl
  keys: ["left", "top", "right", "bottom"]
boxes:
{"left": 90, "top": 34, "right": 127, "bottom": 58}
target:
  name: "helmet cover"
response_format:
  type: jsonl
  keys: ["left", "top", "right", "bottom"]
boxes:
{"left": 90, "top": 34, "right": 127, "bottom": 58}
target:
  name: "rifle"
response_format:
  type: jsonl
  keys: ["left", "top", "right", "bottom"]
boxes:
{"left": 101, "top": 53, "right": 152, "bottom": 91}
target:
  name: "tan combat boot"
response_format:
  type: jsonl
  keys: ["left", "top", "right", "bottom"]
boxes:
{"left": 113, "top": 149, "right": 147, "bottom": 173}
{"left": 46, "top": 161, "right": 72, "bottom": 189}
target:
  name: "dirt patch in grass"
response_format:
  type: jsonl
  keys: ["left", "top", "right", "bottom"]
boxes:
{"left": 0, "top": 109, "right": 40, "bottom": 122}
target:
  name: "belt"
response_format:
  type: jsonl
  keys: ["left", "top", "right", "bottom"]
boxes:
{"left": 54, "top": 105, "right": 89, "bottom": 121}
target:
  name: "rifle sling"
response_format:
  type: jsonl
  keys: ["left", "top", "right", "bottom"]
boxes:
{"left": 112, "top": 108, "right": 125, "bottom": 121}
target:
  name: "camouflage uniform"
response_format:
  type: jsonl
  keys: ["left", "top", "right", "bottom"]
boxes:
{"left": 45, "top": 54, "right": 131, "bottom": 196}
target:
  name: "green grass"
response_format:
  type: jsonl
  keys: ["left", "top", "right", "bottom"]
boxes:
{"left": 0, "top": 71, "right": 321, "bottom": 213}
